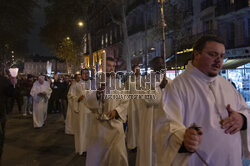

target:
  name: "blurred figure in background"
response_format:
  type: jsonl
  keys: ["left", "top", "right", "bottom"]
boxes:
{"left": 61, "top": 75, "right": 71, "bottom": 120}
{"left": 48, "top": 74, "right": 62, "bottom": 114}
{"left": 6, "top": 75, "right": 23, "bottom": 115}
{"left": 30, "top": 75, "right": 52, "bottom": 128}
{"left": 22, "top": 74, "right": 34, "bottom": 116}
{"left": 0, "top": 69, "right": 17, "bottom": 159}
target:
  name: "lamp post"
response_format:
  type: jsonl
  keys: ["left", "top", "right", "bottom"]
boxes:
{"left": 158, "top": 0, "right": 167, "bottom": 69}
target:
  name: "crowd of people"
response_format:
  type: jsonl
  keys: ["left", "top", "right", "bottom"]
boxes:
{"left": 0, "top": 35, "right": 250, "bottom": 166}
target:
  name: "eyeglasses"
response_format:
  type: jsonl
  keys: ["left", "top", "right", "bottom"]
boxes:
{"left": 201, "top": 51, "right": 225, "bottom": 59}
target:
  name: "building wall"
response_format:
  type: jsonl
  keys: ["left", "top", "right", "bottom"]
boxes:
{"left": 24, "top": 60, "right": 67, "bottom": 75}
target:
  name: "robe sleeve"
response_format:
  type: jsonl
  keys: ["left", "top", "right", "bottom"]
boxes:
{"left": 145, "top": 78, "right": 172, "bottom": 106}
{"left": 162, "top": 82, "right": 192, "bottom": 165}
{"left": 30, "top": 82, "right": 37, "bottom": 97}
{"left": 85, "top": 90, "right": 100, "bottom": 110}
{"left": 44, "top": 81, "right": 52, "bottom": 99}
{"left": 114, "top": 91, "right": 129, "bottom": 123}
{"left": 235, "top": 90, "right": 250, "bottom": 159}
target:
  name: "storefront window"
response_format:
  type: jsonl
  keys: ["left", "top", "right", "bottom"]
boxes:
{"left": 220, "top": 63, "right": 250, "bottom": 106}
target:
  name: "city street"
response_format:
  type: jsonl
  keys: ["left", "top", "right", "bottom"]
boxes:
{"left": 1, "top": 108, "right": 136, "bottom": 166}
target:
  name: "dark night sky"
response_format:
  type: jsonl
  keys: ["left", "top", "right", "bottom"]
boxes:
{"left": 27, "top": 0, "right": 52, "bottom": 57}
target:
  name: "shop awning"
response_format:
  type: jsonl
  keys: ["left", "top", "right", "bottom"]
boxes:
{"left": 222, "top": 58, "right": 250, "bottom": 69}
{"left": 165, "top": 53, "right": 191, "bottom": 69}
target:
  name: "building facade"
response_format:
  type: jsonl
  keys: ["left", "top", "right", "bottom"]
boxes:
{"left": 23, "top": 56, "right": 67, "bottom": 75}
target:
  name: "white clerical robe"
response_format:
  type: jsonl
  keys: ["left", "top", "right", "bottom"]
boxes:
{"left": 65, "top": 82, "right": 77, "bottom": 135}
{"left": 162, "top": 61, "right": 250, "bottom": 166}
{"left": 73, "top": 79, "right": 93, "bottom": 155}
{"left": 85, "top": 78, "right": 129, "bottom": 166}
{"left": 136, "top": 74, "right": 172, "bottom": 166}
{"left": 30, "top": 81, "right": 51, "bottom": 128}
{"left": 126, "top": 76, "right": 141, "bottom": 150}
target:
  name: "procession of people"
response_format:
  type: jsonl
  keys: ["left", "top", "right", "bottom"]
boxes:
{"left": 0, "top": 35, "right": 250, "bottom": 166}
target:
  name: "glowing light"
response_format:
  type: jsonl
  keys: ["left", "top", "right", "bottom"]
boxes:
{"left": 78, "top": 21, "right": 84, "bottom": 27}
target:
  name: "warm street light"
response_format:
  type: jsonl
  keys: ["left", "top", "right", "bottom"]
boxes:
{"left": 66, "top": 36, "right": 70, "bottom": 40}
{"left": 78, "top": 21, "right": 84, "bottom": 27}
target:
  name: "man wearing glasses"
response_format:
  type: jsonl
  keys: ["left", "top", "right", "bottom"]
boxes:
{"left": 163, "top": 35, "right": 250, "bottom": 166}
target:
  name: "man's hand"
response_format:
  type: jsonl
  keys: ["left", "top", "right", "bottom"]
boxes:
{"left": 78, "top": 95, "right": 85, "bottom": 102}
{"left": 183, "top": 128, "right": 203, "bottom": 152}
{"left": 221, "top": 104, "right": 244, "bottom": 135}
{"left": 107, "top": 110, "right": 118, "bottom": 119}
{"left": 38, "top": 92, "right": 46, "bottom": 97}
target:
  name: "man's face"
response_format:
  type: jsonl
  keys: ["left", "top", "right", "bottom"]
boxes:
{"left": 81, "top": 70, "right": 89, "bottom": 81}
{"left": 54, "top": 74, "right": 58, "bottom": 80}
{"left": 76, "top": 75, "right": 81, "bottom": 82}
{"left": 193, "top": 41, "right": 225, "bottom": 77}
{"left": 134, "top": 66, "right": 140, "bottom": 77}
{"left": 64, "top": 76, "right": 70, "bottom": 83}
{"left": 106, "top": 60, "right": 115, "bottom": 73}
{"left": 38, "top": 78, "right": 44, "bottom": 84}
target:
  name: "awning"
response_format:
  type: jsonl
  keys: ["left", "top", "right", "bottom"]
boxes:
{"left": 165, "top": 53, "right": 191, "bottom": 69}
{"left": 222, "top": 58, "right": 250, "bottom": 69}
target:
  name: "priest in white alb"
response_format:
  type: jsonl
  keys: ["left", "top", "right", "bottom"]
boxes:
{"left": 126, "top": 64, "right": 141, "bottom": 151}
{"left": 65, "top": 74, "right": 81, "bottom": 135}
{"left": 162, "top": 35, "right": 250, "bottom": 166}
{"left": 85, "top": 57, "right": 129, "bottom": 166}
{"left": 136, "top": 57, "right": 171, "bottom": 166}
{"left": 30, "top": 75, "right": 52, "bottom": 128}
{"left": 73, "top": 69, "right": 93, "bottom": 156}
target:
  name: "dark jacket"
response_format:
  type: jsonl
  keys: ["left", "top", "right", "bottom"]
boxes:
{"left": 0, "top": 76, "right": 15, "bottom": 121}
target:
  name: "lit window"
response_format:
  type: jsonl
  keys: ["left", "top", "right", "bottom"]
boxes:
{"left": 110, "top": 30, "right": 112, "bottom": 45}
{"left": 101, "top": 35, "right": 104, "bottom": 46}
{"left": 105, "top": 33, "right": 108, "bottom": 44}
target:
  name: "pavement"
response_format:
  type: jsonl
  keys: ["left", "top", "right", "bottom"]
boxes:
{"left": 1, "top": 111, "right": 136, "bottom": 166}
{"left": 2, "top": 107, "right": 249, "bottom": 166}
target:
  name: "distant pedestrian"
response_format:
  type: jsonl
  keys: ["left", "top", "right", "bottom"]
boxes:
{"left": 22, "top": 74, "right": 34, "bottom": 116}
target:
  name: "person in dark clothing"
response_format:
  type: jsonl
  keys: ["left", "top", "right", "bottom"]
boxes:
{"left": 48, "top": 74, "right": 64, "bottom": 114}
{"left": 7, "top": 77, "right": 23, "bottom": 114}
{"left": 0, "top": 73, "right": 16, "bottom": 159}
{"left": 60, "top": 75, "right": 71, "bottom": 119}
{"left": 22, "top": 74, "right": 34, "bottom": 116}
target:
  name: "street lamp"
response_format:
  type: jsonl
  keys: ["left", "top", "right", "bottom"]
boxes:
{"left": 78, "top": 21, "right": 84, "bottom": 27}
{"left": 66, "top": 36, "right": 70, "bottom": 40}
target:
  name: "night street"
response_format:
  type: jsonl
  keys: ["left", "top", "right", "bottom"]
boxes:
{"left": 1, "top": 107, "right": 136, "bottom": 166}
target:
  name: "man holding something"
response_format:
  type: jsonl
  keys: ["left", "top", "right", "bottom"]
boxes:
{"left": 163, "top": 35, "right": 250, "bottom": 166}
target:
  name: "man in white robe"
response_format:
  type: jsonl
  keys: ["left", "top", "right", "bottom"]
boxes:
{"left": 85, "top": 57, "right": 129, "bottom": 166}
{"left": 30, "top": 76, "right": 52, "bottom": 128}
{"left": 65, "top": 74, "right": 80, "bottom": 135}
{"left": 126, "top": 65, "right": 141, "bottom": 150}
{"left": 136, "top": 57, "right": 171, "bottom": 166}
{"left": 163, "top": 35, "right": 250, "bottom": 166}
{"left": 73, "top": 69, "right": 93, "bottom": 155}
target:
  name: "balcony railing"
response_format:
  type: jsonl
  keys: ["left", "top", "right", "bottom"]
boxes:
{"left": 200, "top": 0, "right": 214, "bottom": 11}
